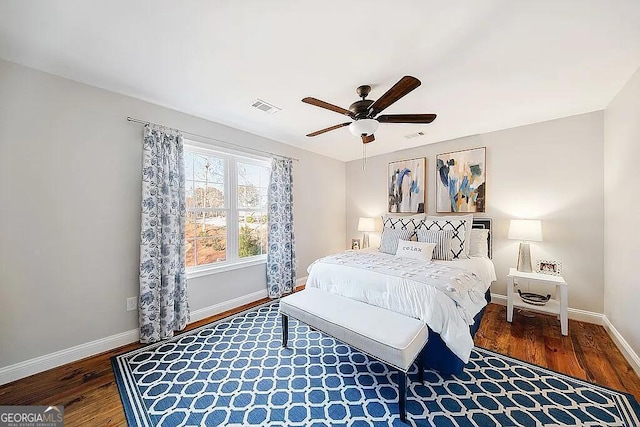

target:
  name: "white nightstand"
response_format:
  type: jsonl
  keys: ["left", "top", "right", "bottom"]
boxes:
{"left": 506, "top": 268, "right": 568, "bottom": 336}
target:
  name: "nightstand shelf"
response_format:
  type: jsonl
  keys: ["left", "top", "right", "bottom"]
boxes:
{"left": 512, "top": 292, "right": 560, "bottom": 315}
{"left": 507, "top": 267, "right": 568, "bottom": 335}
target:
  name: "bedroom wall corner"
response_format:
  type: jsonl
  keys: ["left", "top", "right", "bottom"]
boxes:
{"left": 604, "top": 65, "right": 640, "bottom": 363}
{"left": 345, "top": 112, "right": 605, "bottom": 315}
{"left": 0, "top": 58, "right": 346, "bottom": 377}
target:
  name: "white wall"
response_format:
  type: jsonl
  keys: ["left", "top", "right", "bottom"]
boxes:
{"left": 0, "top": 59, "right": 346, "bottom": 368}
{"left": 346, "top": 112, "right": 604, "bottom": 312}
{"left": 604, "top": 66, "right": 640, "bottom": 359}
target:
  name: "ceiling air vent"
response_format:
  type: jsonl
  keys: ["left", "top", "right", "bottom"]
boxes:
{"left": 251, "top": 99, "right": 281, "bottom": 114}
{"left": 404, "top": 131, "right": 425, "bottom": 139}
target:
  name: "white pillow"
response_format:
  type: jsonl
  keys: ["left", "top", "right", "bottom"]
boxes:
{"left": 379, "top": 228, "right": 414, "bottom": 255}
{"left": 469, "top": 228, "right": 490, "bottom": 258}
{"left": 395, "top": 239, "right": 436, "bottom": 261}
{"left": 427, "top": 214, "right": 473, "bottom": 256}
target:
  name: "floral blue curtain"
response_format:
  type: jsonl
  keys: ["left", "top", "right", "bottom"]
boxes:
{"left": 267, "top": 158, "right": 296, "bottom": 298}
{"left": 139, "top": 125, "right": 189, "bottom": 344}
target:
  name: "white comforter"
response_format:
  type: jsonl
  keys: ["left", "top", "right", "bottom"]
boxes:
{"left": 306, "top": 251, "right": 493, "bottom": 363}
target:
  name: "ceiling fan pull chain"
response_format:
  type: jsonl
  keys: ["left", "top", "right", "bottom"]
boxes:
{"left": 362, "top": 143, "right": 367, "bottom": 171}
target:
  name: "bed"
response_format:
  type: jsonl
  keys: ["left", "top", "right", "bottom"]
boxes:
{"left": 306, "top": 218, "right": 495, "bottom": 375}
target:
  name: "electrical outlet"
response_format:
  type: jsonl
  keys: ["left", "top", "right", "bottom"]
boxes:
{"left": 127, "top": 297, "right": 138, "bottom": 312}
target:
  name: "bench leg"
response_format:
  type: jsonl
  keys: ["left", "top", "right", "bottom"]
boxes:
{"left": 281, "top": 313, "right": 289, "bottom": 348}
{"left": 398, "top": 370, "right": 407, "bottom": 422}
{"left": 417, "top": 355, "right": 424, "bottom": 384}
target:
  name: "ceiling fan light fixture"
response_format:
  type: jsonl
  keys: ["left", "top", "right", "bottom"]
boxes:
{"left": 349, "top": 119, "right": 379, "bottom": 137}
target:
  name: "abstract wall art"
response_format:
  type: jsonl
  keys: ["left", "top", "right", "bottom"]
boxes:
{"left": 436, "top": 147, "right": 486, "bottom": 213}
{"left": 388, "top": 157, "right": 425, "bottom": 213}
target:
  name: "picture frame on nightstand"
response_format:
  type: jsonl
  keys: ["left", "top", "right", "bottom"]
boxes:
{"left": 536, "top": 259, "right": 562, "bottom": 275}
{"left": 351, "top": 239, "right": 361, "bottom": 250}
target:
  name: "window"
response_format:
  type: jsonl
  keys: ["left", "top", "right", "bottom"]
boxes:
{"left": 184, "top": 142, "right": 271, "bottom": 271}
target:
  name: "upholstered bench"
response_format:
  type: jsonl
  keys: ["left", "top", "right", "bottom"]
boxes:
{"left": 279, "top": 288, "right": 429, "bottom": 423}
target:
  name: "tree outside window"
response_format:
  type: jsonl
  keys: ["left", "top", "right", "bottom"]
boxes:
{"left": 237, "top": 162, "right": 269, "bottom": 258}
{"left": 184, "top": 146, "right": 270, "bottom": 269}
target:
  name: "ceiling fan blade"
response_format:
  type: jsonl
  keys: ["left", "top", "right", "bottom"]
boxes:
{"left": 302, "top": 97, "right": 355, "bottom": 118}
{"left": 377, "top": 114, "right": 437, "bottom": 124}
{"left": 369, "top": 76, "right": 421, "bottom": 116}
{"left": 362, "top": 134, "right": 375, "bottom": 144}
{"left": 306, "top": 122, "right": 351, "bottom": 137}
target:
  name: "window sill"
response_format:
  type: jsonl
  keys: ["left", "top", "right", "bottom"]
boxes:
{"left": 187, "top": 256, "right": 267, "bottom": 279}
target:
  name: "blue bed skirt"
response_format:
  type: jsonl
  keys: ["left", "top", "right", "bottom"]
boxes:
{"left": 420, "top": 289, "right": 491, "bottom": 375}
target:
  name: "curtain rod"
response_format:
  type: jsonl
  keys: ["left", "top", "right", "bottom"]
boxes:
{"left": 126, "top": 116, "right": 299, "bottom": 162}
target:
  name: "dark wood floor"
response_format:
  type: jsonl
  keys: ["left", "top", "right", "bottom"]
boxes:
{"left": 475, "top": 304, "right": 640, "bottom": 401}
{"left": 1, "top": 302, "right": 639, "bottom": 426}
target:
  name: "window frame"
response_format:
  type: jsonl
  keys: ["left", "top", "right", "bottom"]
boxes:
{"left": 184, "top": 140, "right": 271, "bottom": 277}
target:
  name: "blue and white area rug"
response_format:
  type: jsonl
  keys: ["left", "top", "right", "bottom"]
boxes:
{"left": 112, "top": 302, "right": 640, "bottom": 426}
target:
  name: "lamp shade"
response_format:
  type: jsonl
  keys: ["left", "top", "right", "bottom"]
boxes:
{"left": 508, "top": 219, "right": 542, "bottom": 242}
{"left": 357, "top": 217, "right": 376, "bottom": 232}
{"left": 349, "top": 119, "right": 379, "bottom": 137}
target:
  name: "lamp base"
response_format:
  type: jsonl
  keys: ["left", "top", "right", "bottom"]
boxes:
{"left": 362, "top": 232, "right": 370, "bottom": 249}
{"left": 517, "top": 242, "right": 533, "bottom": 272}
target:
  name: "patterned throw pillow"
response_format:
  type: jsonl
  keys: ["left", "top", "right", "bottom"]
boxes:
{"left": 417, "top": 219, "right": 468, "bottom": 259}
{"left": 381, "top": 213, "right": 425, "bottom": 240}
{"left": 417, "top": 229, "right": 454, "bottom": 261}
{"left": 379, "top": 228, "right": 414, "bottom": 255}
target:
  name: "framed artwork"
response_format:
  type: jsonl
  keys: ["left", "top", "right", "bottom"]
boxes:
{"left": 387, "top": 157, "right": 426, "bottom": 213}
{"left": 351, "top": 239, "right": 361, "bottom": 250}
{"left": 536, "top": 259, "right": 562, "bottom": 276}
{"left": 436, "top": 147, "right": 486, "bottom": 213}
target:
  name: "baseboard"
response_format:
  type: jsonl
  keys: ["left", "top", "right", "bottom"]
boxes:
{"left": 602, "top": 316, "right": 640, "bottom": 378}
{"left": 190, "top": 289, "right": 268, "bottom": 323}
{"left": 489, "top": 293, "right": 604, "bottom": 325}
{"left": 0, "top": 328, "right": 139, "bottom": 386}
{"left": 295, "top": 275, "right": 308, "bottom": 289}
{"left": 565, "top": 307, "right": 604, "bottom": 325}
{"left": 0, "top": 287, "right": 279, "bottom": 386}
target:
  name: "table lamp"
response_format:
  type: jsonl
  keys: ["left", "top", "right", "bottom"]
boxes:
{"left": 358, "top": 217, "right": 376, "bottom": 248}
{"left": 508, "top": 219, "right": 542, "bottom": 272}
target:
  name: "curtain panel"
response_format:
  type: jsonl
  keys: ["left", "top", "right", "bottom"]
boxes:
{"left": 267, "top": 158, "right": 296, "bottom": 298}
{"left": 139, "top": 125, "right": 189, "bottom": 344}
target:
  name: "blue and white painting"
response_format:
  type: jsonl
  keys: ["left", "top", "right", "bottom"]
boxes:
{"left": 436, "top": 147, "right": 486, "bottom": 212}
{"left": 388, "top": 157, "right": 425, "bottom": 213}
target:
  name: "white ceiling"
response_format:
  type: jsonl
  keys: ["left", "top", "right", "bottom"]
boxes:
{"left": 1, "top": 1, "right": 640, "bottom": 162}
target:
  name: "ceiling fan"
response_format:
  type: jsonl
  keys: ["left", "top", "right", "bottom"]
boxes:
{"left": 302, "top": 76, "right": 436, "bottom": 144}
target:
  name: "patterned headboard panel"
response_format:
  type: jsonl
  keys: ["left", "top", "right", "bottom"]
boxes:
{"left": 472, "top": 218, "right": 492, "bottom": 259}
